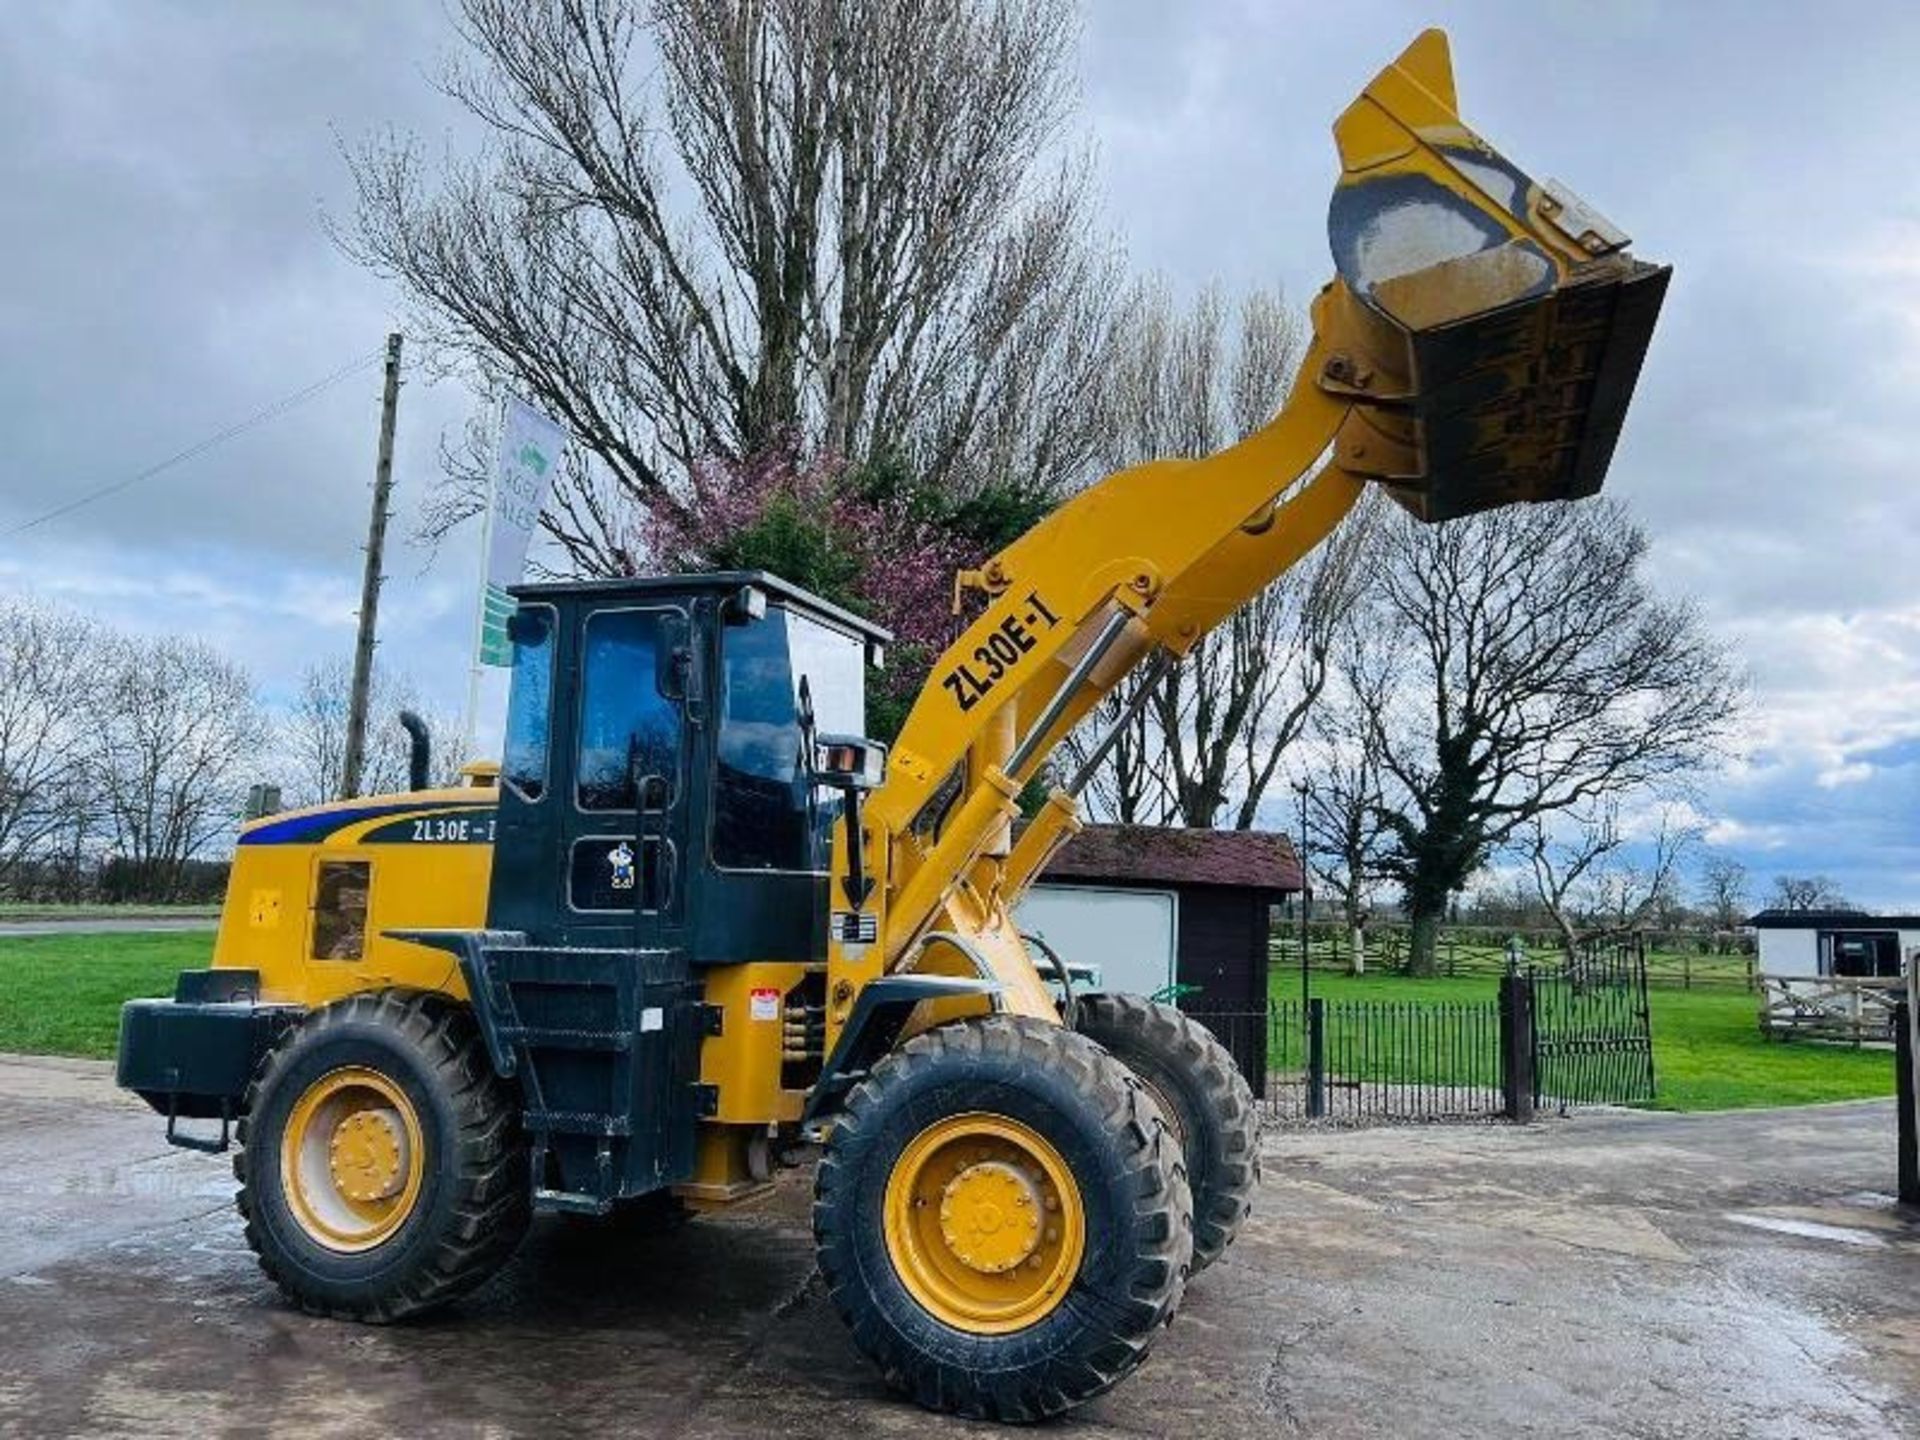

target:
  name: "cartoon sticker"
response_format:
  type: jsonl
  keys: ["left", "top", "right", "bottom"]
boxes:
{"left": 608, "top": 840, "right": 636, "bottom": 890}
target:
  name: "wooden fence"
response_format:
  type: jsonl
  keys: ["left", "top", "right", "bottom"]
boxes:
{"left": 1270, "top": 924, "right": 1758, "bottom": 991}
{"left": 1758, "top": 974, "right": 1906, "bottom": 1045}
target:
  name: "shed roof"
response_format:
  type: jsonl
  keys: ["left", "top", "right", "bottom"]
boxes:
{"left": 1036, "top": 823, "right": 1302, "bottom": 894}
{"left": 1747, "top": 908, "right": 1920, "bottom": 930}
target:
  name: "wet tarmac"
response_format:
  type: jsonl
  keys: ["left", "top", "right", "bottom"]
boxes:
{"left": 0, "top": 1053, "right": 1914, "bottom": 1438}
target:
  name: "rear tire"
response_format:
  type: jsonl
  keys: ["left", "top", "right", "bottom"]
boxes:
{"left": 1074, "top": 993, "right": 1258, "bottom": 1274}
{"left": 814, "top": 1015, "right": 1191, "bottom": 1422}
{"left": 234, "top": 990, "right": 530, "bottom": 1321}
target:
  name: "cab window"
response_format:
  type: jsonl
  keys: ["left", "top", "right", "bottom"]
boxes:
{"left": 501, "top": 606, "right": 555, "bottom": 802}
{"left": 715, "top": 607, "right": 864, "bottom": 871}
{"left": 577, "top": 608, "right": 682, "bottom": 810}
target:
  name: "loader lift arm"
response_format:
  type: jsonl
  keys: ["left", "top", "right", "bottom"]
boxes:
{"left": 823, "top": 28, "right": 1670, "bottom": 1047}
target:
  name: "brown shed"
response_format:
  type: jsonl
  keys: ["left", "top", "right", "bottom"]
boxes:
{"left": 1014, "top": 824, "right": 1301, "bottom": 1088}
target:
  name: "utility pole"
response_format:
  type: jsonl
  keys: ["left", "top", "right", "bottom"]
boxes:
{"left": 341, "top": 332, "right": 403, "bottom": 800}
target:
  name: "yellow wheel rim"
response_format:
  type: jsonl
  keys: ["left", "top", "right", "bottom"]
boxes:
{"left": 883, "top": 1112, "right": 1086, "bottom": 1335}
{"left": 280, "top": 1066, "right": 424, "bottom": 1253}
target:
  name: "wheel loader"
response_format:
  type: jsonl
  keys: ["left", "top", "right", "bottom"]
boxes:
{"left": 117, "top": 30, "right": 1668, "bottom": 1421}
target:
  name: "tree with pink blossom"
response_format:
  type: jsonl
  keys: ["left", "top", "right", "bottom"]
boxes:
{"left": 645, "top": 445, "right": 1042, "bottom": 737}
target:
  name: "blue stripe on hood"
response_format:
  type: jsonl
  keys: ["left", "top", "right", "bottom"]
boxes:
{"left": 240, "top": 800, "right": 485, "bottom": 846}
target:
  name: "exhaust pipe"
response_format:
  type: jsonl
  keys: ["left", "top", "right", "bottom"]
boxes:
{"left": 397, "top": 710, "right": 431, "bottom": 792}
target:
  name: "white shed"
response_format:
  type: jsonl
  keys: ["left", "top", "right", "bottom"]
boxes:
{"left": 1010, "top": 824, "right": 1300, "bottom": 1006}
{"left": 1748, "top": 909, "right": 1920, "bottom": 979}
{"left": 1018, "top": 885, "right": 1175, "bottom": 996}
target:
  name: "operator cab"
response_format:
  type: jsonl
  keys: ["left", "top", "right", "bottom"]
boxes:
{"left": 488, "top": 571, "right": 889, "bottom": 962}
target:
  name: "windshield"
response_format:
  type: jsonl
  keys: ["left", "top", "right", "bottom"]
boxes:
{"left": 714, "top": 606, "right": 865, "bottom": 871}
{"left": 500, "top": 606, "right": 554, "bottom": 802}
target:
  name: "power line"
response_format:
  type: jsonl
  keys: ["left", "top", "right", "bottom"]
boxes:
{"left": 1, "top": 346, "right": 390, "bottom": 541}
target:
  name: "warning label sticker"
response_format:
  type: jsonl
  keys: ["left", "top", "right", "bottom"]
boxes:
{"left": 749, "top": 988, "right": 781, "bottom": 1022}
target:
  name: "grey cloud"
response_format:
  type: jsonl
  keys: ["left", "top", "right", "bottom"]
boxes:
{"left": 0, "top": 1, "right": 1914, "bottom": 900}
{"left": 0, "top": 2, "right": 472, "bottom": 564}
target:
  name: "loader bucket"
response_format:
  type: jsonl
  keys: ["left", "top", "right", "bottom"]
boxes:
{"left": 1323, "top": 29, "right": 1671, "bottom": 522}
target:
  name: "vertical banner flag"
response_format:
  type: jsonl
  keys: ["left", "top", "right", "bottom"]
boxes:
{"left": 478, "top": 396, "right": 566, "bottom": 665}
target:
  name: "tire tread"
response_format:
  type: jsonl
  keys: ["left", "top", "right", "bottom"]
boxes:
{"left": 814, "top": 1015, "right": 1192, "bottom": 1421}
{"left": 1074, "top": 992, "right": 1259, "bottom": 1273}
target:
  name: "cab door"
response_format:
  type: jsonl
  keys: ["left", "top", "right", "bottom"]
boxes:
{"left": 562, "top": 604, "right": 691, "bottom": 950}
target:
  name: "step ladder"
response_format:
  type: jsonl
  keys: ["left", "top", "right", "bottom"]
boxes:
{"left": 465, "top": 941, "right": 699, "bottom": 1215}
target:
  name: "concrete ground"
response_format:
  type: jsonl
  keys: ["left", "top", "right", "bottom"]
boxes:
{"left": 0, "top": 1054, "right": 1914, "bottom": 1439}
{"left": 0, "top": 917, "right": 216, "bottom": 938}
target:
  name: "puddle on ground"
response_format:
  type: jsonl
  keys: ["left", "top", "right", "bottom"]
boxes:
{"left": 1725, "top": 1213, "right": 1889, "bottom": 1248}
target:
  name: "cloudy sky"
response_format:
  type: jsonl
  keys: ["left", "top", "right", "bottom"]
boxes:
{"left": 3, "top": 2, "right": 1916, "bottom": 908}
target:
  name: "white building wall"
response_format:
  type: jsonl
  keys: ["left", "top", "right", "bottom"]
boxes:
{"left": 1757, "top": 926, "right": 1920, "bottom": 977}
{"left": 1015, "top": 885, "right": 1178, "bottom": 997}
{"left": 1756, "top": 928, "right": 1819, "bottom": 977}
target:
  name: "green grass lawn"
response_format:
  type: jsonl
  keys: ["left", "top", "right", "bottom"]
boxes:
{"left": 1254, "top": 973, "right": 1504, "bottom": 1093}
{"left": 1264, "top": 970, "right": 1895, "bottom": 1112}
{"left": 0, "top": 931, "right": 208, "bottom": 1058}
{"left": 1638, "top": 985, "right": 1895, "bottom": 1111}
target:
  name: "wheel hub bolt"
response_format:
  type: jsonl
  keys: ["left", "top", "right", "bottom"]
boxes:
{"left": 938, "top": 1160, "right": 1045, "bottom": 1274}
{"left": 328, "top": 1110, "right": 405, "bottom": 1202}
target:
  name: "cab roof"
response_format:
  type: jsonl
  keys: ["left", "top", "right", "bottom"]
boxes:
{"left": 510, "top": 569, "right": 892, "bottom": 643}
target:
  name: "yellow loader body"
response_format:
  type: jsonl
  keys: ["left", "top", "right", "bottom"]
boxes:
{"left": 214, "top": 786, "right": 488, "bottom": 1008}
{"left": 213, "top": 775, "right": 819, "bottom": 1163}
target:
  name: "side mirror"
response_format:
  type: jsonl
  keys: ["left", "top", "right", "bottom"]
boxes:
{"left": 810, "top": 733, "right": 887, "bottom": 793}
{"left": 723, "top": 584, "right": 767, "bottom": 625}
{"left": 813, "top": 732, "right": 885, "bottom": 909}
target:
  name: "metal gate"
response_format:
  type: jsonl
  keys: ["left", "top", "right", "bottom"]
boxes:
{"left": 1187, "top": 940, "right": 1656, "bottom": 1127}
{"left": 1529, "top": 936, "right": 1656, "bottom": 1111}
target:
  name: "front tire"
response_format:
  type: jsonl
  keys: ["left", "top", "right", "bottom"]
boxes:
{"left": 1074, "top": 993, "right": 1259, "bottom": 1274}
{"left": 814, "top": 1015, "right": 1192, "bottom": 1422}
{"left": 234, "top": 990, "right": 530, "bottom": 1321}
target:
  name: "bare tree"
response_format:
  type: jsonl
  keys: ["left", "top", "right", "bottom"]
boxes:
{"left": 1063, "top": 282, "right": 1373, "bottom": 827}
{"left": 286, "top": 658, "right": 470, "bottom": 807}
{"left": 1349, "top": 499, "right": 1743, "bottom": 975}
{"left": 1767, "top": 873, "right": 1853, "bottom": 912}
{"left": 344, "top": 0, "right": 1118, "bottom": 574}
{"left": 34, "top": 769, "right": 103, "bottom": 903}
{"left": 90, "top": 636, "right": 268, "bottom": 902}
{"left": 1299, "top": 699, "right": 1393, "bottom": 974}
{"left": 1523, "top": 808, "right": 1625, "bottom": 958}
{"left": 0, "top": 601, "right": 99, "bottom": 895}
{"left": 1696, "top": 854, "right": 1749, "bottom": 950}
{"left": 1067, "top": 680, "right": 1160, "bottom": 825}
{"left": 1583, "top": 816, "right": 1694, "bottom": 933}
{"left": 286, "top": 659, "right": 351, "bottom": 809}
{"left": 1150, "top": 538, "right": 1370, "bottom": 829}
{"left": 1526, "top": 803, "right": 1697, "bottom": 954}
